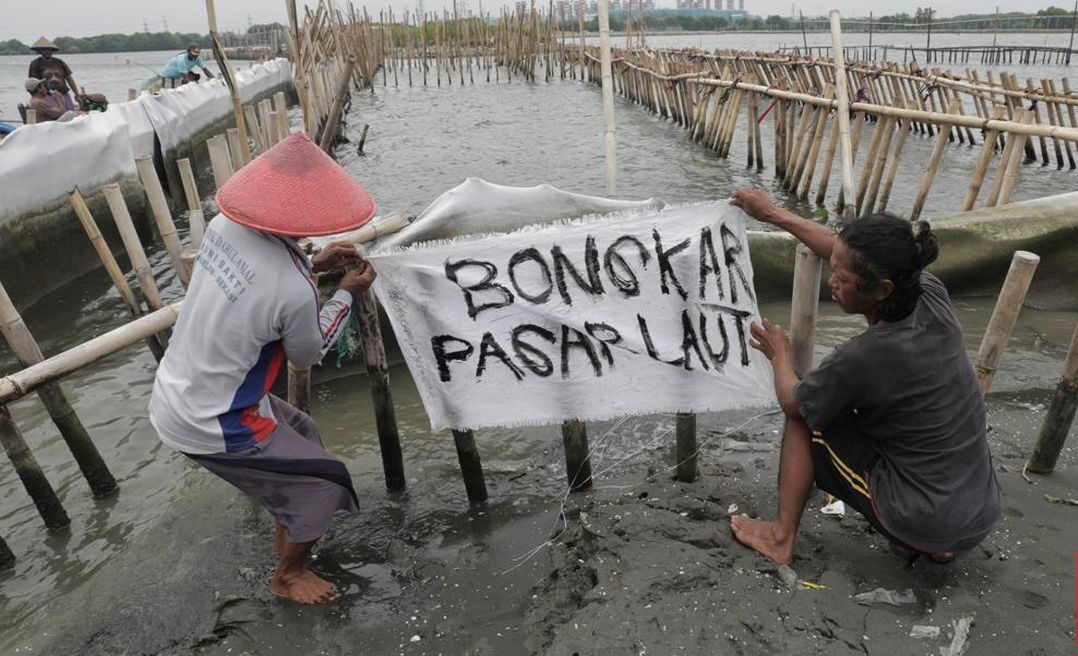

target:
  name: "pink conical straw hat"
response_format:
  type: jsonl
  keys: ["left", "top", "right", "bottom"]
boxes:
{"left": 216, "top": 132, "right": 376, "bottom": 237}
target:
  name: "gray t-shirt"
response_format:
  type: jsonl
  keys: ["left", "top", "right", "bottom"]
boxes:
{"left": 794, "top": 272, "right": 1000, "bottom": 551}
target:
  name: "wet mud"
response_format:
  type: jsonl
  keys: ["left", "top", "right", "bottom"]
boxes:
{"left": 6, "top": 393, "right": 1076, "bottom": 656}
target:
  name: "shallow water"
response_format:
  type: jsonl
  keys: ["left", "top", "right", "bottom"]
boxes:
{"left": 1, "top": 38, "right": 1077, "bottom": 652}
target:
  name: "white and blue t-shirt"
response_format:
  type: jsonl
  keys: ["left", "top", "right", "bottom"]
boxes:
{"left": 149, "top": 214, "right": 353, "bottom": 455}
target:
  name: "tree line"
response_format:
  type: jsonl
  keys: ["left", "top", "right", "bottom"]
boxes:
{"left": 565, "top": 6, "right": 1078, "bottom": 33}
{"left": 0, "top": 24, "right": 288, "bottom": 56}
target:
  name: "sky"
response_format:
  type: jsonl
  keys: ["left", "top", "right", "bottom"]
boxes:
{"left": 0, "top": 1, "right": 1065, "bottom": 43}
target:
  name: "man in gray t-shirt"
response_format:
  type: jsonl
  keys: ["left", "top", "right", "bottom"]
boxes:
{"left": 728, "top": 188, "right": 1000, "bottom": 565}
{"left": 795, "top": 272, "right": 1000, "bottom": 554}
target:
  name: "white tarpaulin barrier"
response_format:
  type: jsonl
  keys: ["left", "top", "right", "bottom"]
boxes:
{"left": 370, "top": 201, "right": 775, "bottom": 432}
{"left": 0, "top": 59, "right": 292, "bottom": 227}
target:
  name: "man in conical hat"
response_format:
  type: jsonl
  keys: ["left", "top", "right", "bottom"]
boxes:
{"left": 149, "top": 133, "right": 377, "bottom": 604}
{"left": 28, "top": 37, "right": 82, "bottom": 106}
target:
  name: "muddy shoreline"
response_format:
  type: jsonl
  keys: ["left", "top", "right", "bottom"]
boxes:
{"left": 3, "top": 393, "right": 1074, "bottom": 656}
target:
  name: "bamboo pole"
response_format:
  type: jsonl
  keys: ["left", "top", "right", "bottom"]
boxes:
{"left": 452, "top": 429, "right": 489, "bottom": 503}
{"left": 674, "top": 412, "right": 697, "bottom": 483}
{"left": 829, "top": 11, "right": 856, "bottom": 222}
{"left": 354, "top": 287, "right": 405, "bottom": 491}
{"left": 984, "top": 109, "right": 1025, "bottom": 209}
{"left": 1027, "top": 319, "right": 1078, "bottom": 474}
{"left": 176, "top": 158, "right": 201, "bottom": 213}
{"left": 225, "top": 127, "right": 245, "bottom": 170}
{"left": 205, "top": 0, "right": 251, "bottom": 163}
{"left": 598, "top": 0, "right": 616, "bottom": 195}
{"left": 287, "top": 363, "right": 310, "bottom": 414}
{"left": 789, "top": 244, "right": 821, "bottom": 379}
{"left": 0, "top": 303, "right": 181, "bottom": 406}
{"left": 258, "top": 99, "right": 276, "bottom": 148}
{"left": 0, "top": 405, "right": 69, "bottom": 530}
{"left": 0, "top": 281, "right": 117, "bottom": 497}
{"left": 134, "top": 157, "right": 186, "bottom": 287}
{"left": 860, "top": 113, "right": 897, "bottom": 216}
{"left": 962, "top": 106, "right": 1007, "bottom": 211}
{"left": 562, "top": 418, "right": 592, "bottom": 491}
{"left": 206, "top": 135, "right": 235, "bottom": 190}
{"left": 796, "top": 88, "right": 834, "bottom": 199}
{"left": 243, "top": 105, "right": 267, "bottom": 153}
{"left": 273, "top": 91, "right": 289, "bottom": 142}
{"left": 102, "top": 184, "right": 166, "bottom": 313}
{"left": 998, "top": 112, "right": 1036, "bottom": 206}
{"left": 319, "top": 56, "right": 357, "bottom": 153}
{"left": 1046, "top": 79, "right": 1075, "bottom": 169}
{"left": 876, "top": 105, "right": 915, "bottom": 213}
{"left": 68, "top": 190, "right": 142, "bottom": 318}
{"left": 974, "top": 251, "right": 1040, "bottom": 396}
{"left": 909, "top": 98, "right": 961, "bottom": 222}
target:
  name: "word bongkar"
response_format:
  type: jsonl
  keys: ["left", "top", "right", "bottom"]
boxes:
{"left": 433, "top": 222, "right": 757, "bottom": 383}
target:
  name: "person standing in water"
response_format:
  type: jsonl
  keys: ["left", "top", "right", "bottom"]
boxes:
{"left": 728, "top": 188, "right": 1000, "bottom": 565}
{"left": 149, "top": 133, "right": 376, "bottom": 604}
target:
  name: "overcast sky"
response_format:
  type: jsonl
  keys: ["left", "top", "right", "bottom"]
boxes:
{"left": 0, "top": 1, "right": 1062, "bottom": 43}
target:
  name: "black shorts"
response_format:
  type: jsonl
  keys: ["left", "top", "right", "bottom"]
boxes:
{"left": 809, "top": 415, "right": 916, "bottom": 551}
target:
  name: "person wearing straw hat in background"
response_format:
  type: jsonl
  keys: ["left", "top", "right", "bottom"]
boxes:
{"left": 149, "top": 132, "right": 377, "bottom": 604}
{"left": 27, "top": 37, "right": 83, "bottom": 109}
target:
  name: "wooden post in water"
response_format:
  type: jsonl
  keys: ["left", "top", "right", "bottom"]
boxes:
{"left": 909, "top": 98, "right": 960, "bottom": 222}
{"left": 0, "top": 405, "right": 69, "bottom": 530}
{"left": 176, "top": 158, "right": 201, "bottom": 214}
{"left": 225, "top": 128, "right": 246, "bottom": 170}
{"left": 134, "top": 157, "right": 187, "bottom": 287}
{"left": 1028, "top": 319, "right": 1078, "bottom": 474}
{"left": 0, "top": 282, "right": 117, "bottom": 498}
{"left": 319, "top": 56, "right": 357, "bottom": 153}
{"left": 452, "top": 429, "right": 489, "bottom": 503}
{"left": 962, "top": 106, "right": 1006, "bottom": 211}
{"left": 355, "top": 288, "right": 406, "bottom": 491}
{"left": 973, "top": 251, "right": 1040, "bottom": 396}
{"left": 102, "top": 184, "right": 166, "bottom": 313}
{"left": 176, "top": 158, "right": 207, "bottom": 249}
{"left": 243, "top": 105, "right": 267, "bottom": 153}
{"left": 206, "top": 135, "right": 235, "bottom": 189}
{"left": 287, "top": 363, "right": 311, "bottom": 414}
{"left": 69, "top": 190, "right": 165, "bottom": 360}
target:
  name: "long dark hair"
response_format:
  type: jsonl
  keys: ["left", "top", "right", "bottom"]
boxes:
{"left": 839, "top": 213, "right": 939, "bottom": 322}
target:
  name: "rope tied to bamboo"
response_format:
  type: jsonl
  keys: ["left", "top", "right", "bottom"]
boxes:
{"left": 756, "top": 85, "right": 780, "bottom": 124}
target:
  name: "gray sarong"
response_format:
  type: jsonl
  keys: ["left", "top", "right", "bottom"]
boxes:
{"left": 186, "top": 395, "right": 358, "bottom": 543}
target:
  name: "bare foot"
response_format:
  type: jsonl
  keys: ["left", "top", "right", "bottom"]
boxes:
{"left": 270, "top": 567, "right": 340, "bottom": 604}
{"left": 730, "top": 514, "right": 794, "bottom": 565}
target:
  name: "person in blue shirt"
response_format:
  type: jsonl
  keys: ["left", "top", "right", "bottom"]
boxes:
{"left": 160, "top": 44, "right": 216, "bottom": 84}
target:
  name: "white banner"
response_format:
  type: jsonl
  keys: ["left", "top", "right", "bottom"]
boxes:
{"left": 370, "top": 201, "right": 775, "bottom": 431}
